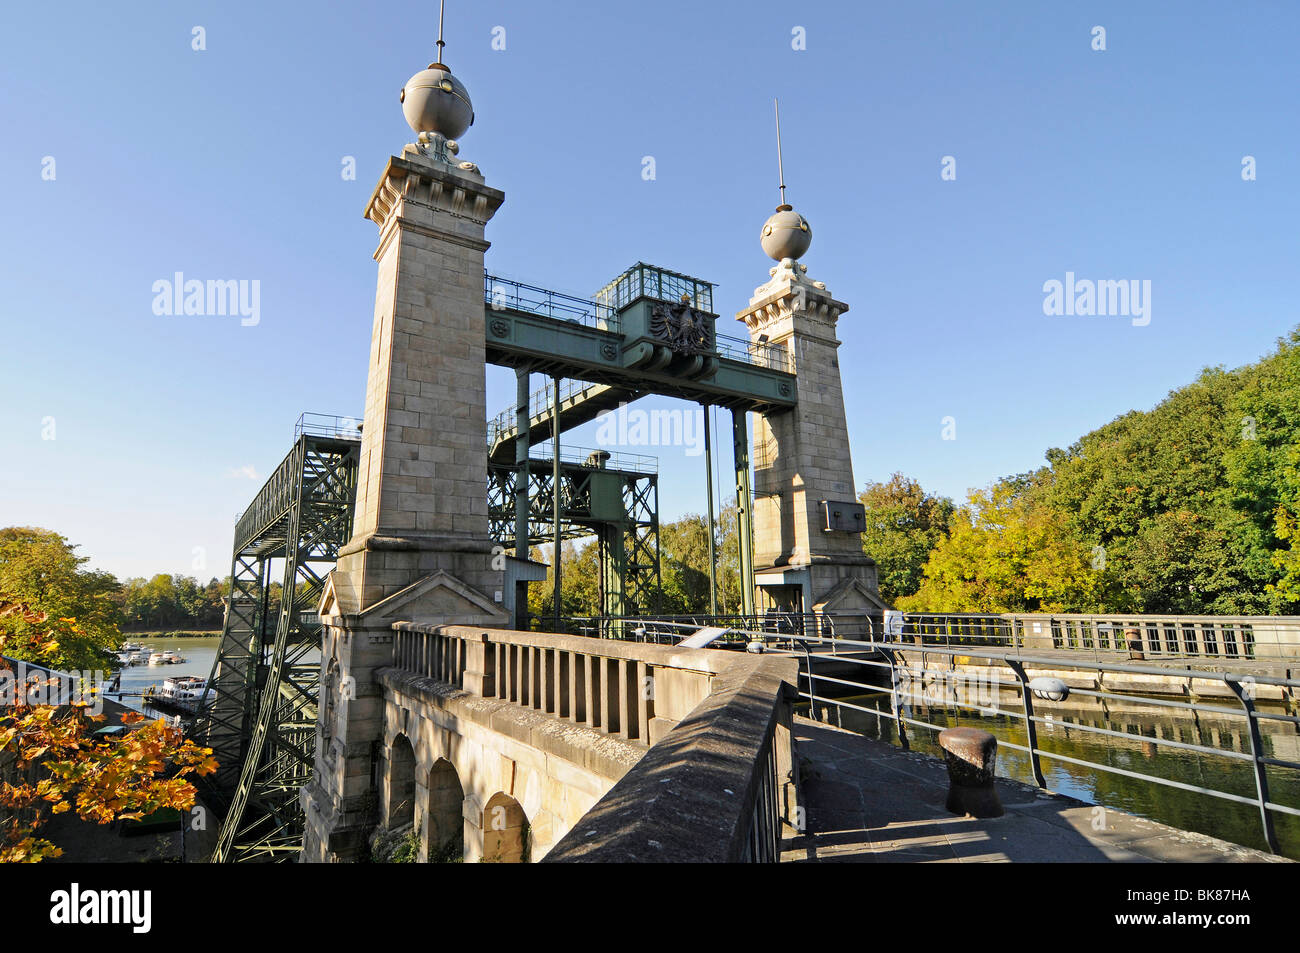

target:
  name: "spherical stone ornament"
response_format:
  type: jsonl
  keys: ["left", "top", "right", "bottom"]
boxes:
{"left": 760, "top": 206, "right": 812, "bottom": 261}
{"left": 400, "top": 64, "right": 474, "bottom": 140}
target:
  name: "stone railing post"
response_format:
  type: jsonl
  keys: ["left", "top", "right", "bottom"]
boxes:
{"left": 461, "top": 631, "right": 495, "bottom": 697}
{"left": 775, "top": 681, "right": 800, "bottom": 831}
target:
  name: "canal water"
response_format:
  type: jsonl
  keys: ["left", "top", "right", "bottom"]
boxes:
{"left": 808, "top": 689, "right": 1300, "bottom": 858}
{"left": 108, "top": 636, "right": 221, "bottom": 720}
{"left": 108, "top": 636, "right": 323, "bottom": 722}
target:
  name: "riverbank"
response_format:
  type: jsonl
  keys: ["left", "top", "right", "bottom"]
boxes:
{"left": 120, "top": 630, "right": 222, "bottom": 640}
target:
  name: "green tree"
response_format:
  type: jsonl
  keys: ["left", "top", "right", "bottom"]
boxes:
{"left": 659, "top": 514, "right": 715, "bottom": 613}
{"left": 900, "top": 482, "right": 1107, "bottom": 613}
{"left": 529, "top": 540, "right": 601, "bottom": 625}
{"left": 858, "top": 473, "right": 955, "bottom": 604}
{"left": 0, "top": 529, "right": 121, "bottom": 671}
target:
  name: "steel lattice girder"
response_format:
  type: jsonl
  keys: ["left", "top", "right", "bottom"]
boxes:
{"left": 488, "top": 459, "right": 660, "bottom": 615}
{"left": 197, "top": 434, "right": 359, "bottom": 862}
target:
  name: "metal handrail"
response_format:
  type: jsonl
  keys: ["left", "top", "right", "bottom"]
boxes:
{"left": 713, "top": 332, "right": 790, "bottom": 372}
{"left": 485, "top": 273, "right": 618, "bottom": 331}
{"left": 488, "top": 378, "right": 611, "bottom": 449}
{"left": 890, "top": 612, "right": 1300, "bottom": 664}
{"left": 488, "top": 444, "right": 659, "bottom": 475}
{"left": 599, "top": 618, "right": 1300, "bottom": 856}
{"left": 293, "top": 412, "right": 363, "bottom": 441}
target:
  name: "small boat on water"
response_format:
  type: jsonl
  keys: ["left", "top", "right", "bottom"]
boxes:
{"left": 144, "top": 676, "right": 210, "bottom": 713}
{"left": 161, "top": 650, "right": 185, "bottom": 664}
{"left": 120, "top": 641, "right": 146, "bottom": 653}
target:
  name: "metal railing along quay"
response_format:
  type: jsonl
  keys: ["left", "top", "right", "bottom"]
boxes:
{"left": 799, "top": 631, "right": 1299, "bottom": 855}
{"left": 598, "top": 618, "right": 1300, "bottom": 856}
{"left": 890, "top": 612, "right": 1300, "bottom": 664}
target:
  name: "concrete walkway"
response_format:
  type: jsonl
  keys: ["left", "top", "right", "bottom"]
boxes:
{"left": 782, "top": 717, "right": 1289, "bottom": 863}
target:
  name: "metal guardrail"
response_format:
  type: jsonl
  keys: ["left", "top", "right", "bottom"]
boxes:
{"left": 293, "top": 412, "right": 363, "bottom": 441}
{"left": 563, "top": 612, "right": 872, "bottom": 643}
{"left": 493, "top": 444, "right": 658, "bottom": 475}
{"left": 714, "top": 332, "right": 790, "bottom": 373}
{"left": 594, "top": 617, "right": 1300, "bottom": 856}
{"left": 889, "top": 613, "right": 1300, "bottom": 664}
{"left": 487, "top": 377, "right": 611, "bottom": 449}
{"left": 485, "top": 273, "right": 618, "bottom": 331}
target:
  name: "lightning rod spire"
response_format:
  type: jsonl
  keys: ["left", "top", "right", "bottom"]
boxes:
{"left": 774, "top": 98, "right": 788, "bottom": 208}
{"left": 759, "top": 98, "right": 812, "bottom": 261}
{"left": 436, "top": 0, "right": 447, "bottom": 64}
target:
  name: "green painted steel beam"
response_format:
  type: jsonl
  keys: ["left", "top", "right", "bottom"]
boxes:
{"left": 485, "top": 304, "right": 796, "bottom": 414}
{"left": 197, "top": 431, "right": 359, "bottom": 863}
{"left": 733, "top": 410, "right": 756, "bottom": 618}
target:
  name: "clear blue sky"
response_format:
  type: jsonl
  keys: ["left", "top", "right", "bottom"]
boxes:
{"left": 2, "top": 1, "right": 1297, "bottom": 581}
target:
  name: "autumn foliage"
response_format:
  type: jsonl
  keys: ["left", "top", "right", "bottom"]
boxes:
{"left": 0, "top": 599, "right": 217, "bottom": 863}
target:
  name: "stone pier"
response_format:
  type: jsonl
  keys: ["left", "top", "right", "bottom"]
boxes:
{"left": 300, "top": 145, "right": 509, "bottom": 863}
{"left": 738, "top": 259, "right": 884, "bottom": 619}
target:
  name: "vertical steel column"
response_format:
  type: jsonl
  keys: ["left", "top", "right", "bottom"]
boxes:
{"left": 1228, "top": 677, "right": 1280, "bottom": 854}
{"left": 733, "top": 409, "right": 756, "bottom": 619}
{"left": 703, "top": 404, "right": 718, "bottom": 616}
{"left": 1007, "top": 659, "right": 1046, "bottom": 788}
{"left": 514, "top": 369, "right": 530, "bottom": 562}
{"left": 552, "top": 376, "right": 562, "bottom": 633}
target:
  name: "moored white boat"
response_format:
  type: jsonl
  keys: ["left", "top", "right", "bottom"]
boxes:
{"left": 144, "top": 676, "right": 210, "bottom": 713}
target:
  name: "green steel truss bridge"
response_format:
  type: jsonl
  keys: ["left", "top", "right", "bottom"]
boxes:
{"left": 198, "top": 263, "right": 800, "bottom": 860}
{"left": 488, "top": 446, "right": 661, "bottom": 618}
{"left": 195, "top": 419, "right": 360, "bottom": 862}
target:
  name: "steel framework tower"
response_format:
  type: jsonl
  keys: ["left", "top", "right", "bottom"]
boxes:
{"left": 195, "top": 416, "right": 360, "bottom": 862}
{"left": 488, "top": 450, "right": 661, "bottom": 619}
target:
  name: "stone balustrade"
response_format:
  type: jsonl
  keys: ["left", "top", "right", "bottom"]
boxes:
{"left": 390, "top": 623, "right": 735, "bottom": 744}
{"left": 384, "top": 623, "right": 800, "bottom": 861}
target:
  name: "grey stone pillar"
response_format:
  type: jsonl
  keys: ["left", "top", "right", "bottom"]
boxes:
{"left": 301, "top": 146, "right": 509, "bottom": 863}
{"left": 736, "top": 259, "right": 879, "bottom": 616}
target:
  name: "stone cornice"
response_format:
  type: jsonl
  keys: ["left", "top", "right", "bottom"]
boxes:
{"left": 364, "top": 153, "right": 506, "bottom": 233}
{"left": 736, "top": 266, "right": 849, "bottom": 341}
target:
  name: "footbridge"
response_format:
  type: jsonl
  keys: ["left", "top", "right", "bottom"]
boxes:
{"left": 335, "top": 623, "right": 799, "bottom": 862}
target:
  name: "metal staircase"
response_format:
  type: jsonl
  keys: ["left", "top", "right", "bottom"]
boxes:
{"left": 488, "top": 379, "right": 638, "bottom": 464}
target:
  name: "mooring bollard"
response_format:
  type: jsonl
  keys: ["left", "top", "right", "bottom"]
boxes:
{"left": 937, "top": 726, "right": 1004, "bottom": 818}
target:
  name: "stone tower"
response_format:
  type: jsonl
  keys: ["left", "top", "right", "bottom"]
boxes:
{"left": 736, "top": 118, "right": 881, "bottom": 621}
{"left": 301, "top": 51, "right": 509, "bottom": 862}
{"left": 738, "top": 260, "right": 880, "bottom": 618}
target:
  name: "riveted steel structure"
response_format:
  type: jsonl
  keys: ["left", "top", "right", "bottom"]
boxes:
{"left": 488, "top": 449, "right": 660, "bottom": 620}
{"left": 484, "top": 262, "right": 798, "bottom": 625}
{"left": 208, "top": 263, "right": 805, "bottom": 862}
{"left": 196, "top": 415, "right": 360, "bottom": 862}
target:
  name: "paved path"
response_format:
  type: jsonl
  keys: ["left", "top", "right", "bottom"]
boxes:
{"left": 782, "top": 717, "right": 1289, "bottom": 863}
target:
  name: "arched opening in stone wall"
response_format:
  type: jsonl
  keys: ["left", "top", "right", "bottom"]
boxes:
{"left": 481, "top": 792, "right": 528, "bottom": 863}
{"left": 425, "top": 758, "right": 465, "bottom": 862}
{"left": 385, "top": 734, "right": 416, "bottom": 830}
